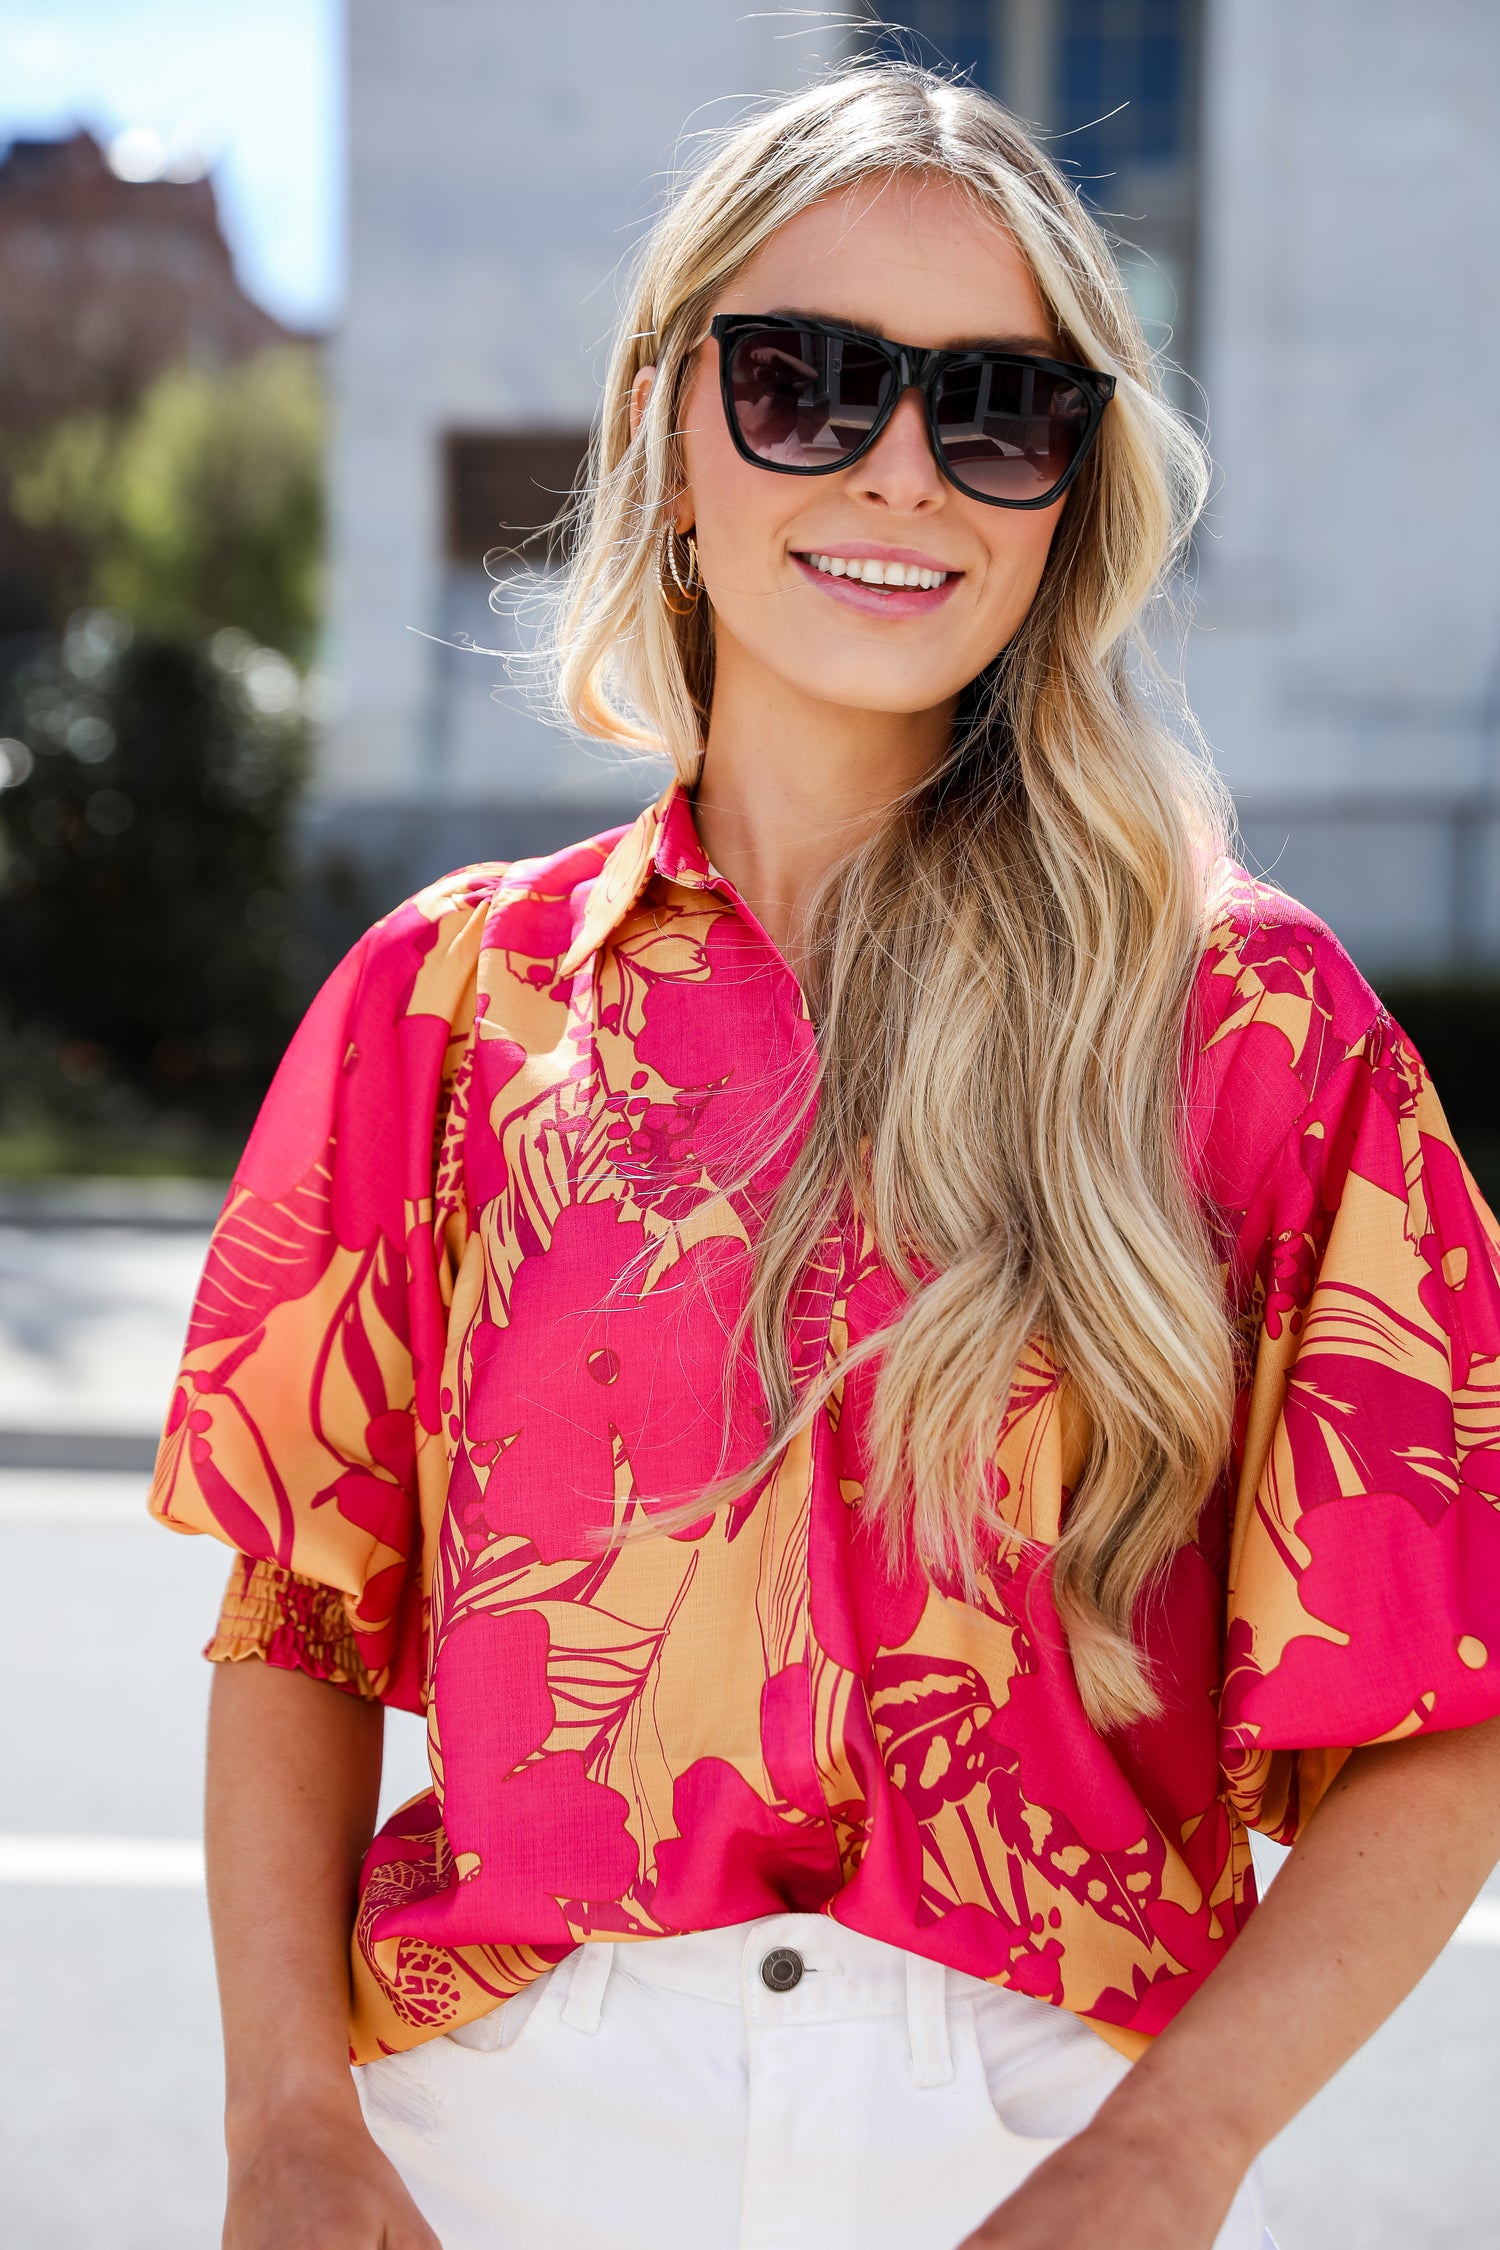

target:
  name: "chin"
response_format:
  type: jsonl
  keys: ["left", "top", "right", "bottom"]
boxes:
{"left": 791, "top": 662, "right": 961, "bottom": 715}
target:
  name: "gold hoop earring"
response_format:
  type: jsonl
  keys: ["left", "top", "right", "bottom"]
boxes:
{"left": 660, "top": 524, "right": 702, "bottom": 615}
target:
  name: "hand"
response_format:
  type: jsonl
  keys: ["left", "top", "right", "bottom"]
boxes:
{"left": 956, "top": 2108, "right": 1242, "bottom": 2250}
{"left": 223, "top": 2091, "right": 442, "bottom": 2250}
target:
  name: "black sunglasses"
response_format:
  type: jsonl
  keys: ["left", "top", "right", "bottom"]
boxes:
{"left": 709, "top": 313, "right": 1115, "bottom": 510}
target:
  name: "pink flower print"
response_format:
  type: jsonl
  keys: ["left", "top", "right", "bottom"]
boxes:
{"left": 632, "top": 910, "right": 816, "bottom": 1197}
{"left": 1193, "top": 1020, "right": 1313, "bottom": 1213}
{"left": 1277, "top": 1327, "right": 1462, "bottom": 1527}
{"left": 648, "top": 1755, "right": 838, "bottom": 1928}
{"left": 1414, "top": 1130, "right": 1500, "bottom": 1378}
{"left": 1234, "top": 1482, "right": 1500, "bottom": 1744}
{"left": 235, "top": 942, "right": 367, "bottom": 1205}
{"left": 871, "top": 1654, "right": 1003, "bottom": 1823}
{"left": 188, "top": 1165, "right": 337, "bottom": 1350}
{"left": 392, "top": 1607, "right": 638, "bottom": 1947}
{"left": 483, "top": 875, "right": 586, "bottom": 972}
{"left": 462, "top": 1199, "right": 766, "bottom": 1564}
{"left": 597, "top": 1086, "right": 713, "bottom": 1206}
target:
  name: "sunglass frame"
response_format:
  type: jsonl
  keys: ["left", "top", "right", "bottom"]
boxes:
{"left": 708, "top": 312, "right": 1117, "bottom": 511}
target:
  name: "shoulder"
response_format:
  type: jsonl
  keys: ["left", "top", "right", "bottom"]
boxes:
{"left": 270, "top": 821, "right": 631, "bottom": 1087}
{"left": 1192, "top": 865, "right": 1383, "bottom": 1048}
{"left": 354, "top": 821, "right": 633, "bottom": 1003}
{"left": 231, "top": 824, "right": 632, "bottom": 1208}
{"left": 1184, "top": 865, "right": 1391, "bottom": 1212}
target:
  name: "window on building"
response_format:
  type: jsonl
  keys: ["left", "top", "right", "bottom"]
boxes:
{"left": 1056, "top": 0, "right": 1196, "bottom": 178}
{"left": 443, "top": 429, "right": 592, "bottom": 566}
{"left": 858, "top": 2, "right": 1201, "bottom": 377}
{"left": 866, "top": 0, "right": 999, "bottom": 85}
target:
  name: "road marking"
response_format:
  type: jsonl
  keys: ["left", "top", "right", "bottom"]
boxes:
{"left": 0, "top": 1834, "right": 205, "bottom": 1886}
{"left": 0, "top": 1471, "right": 152, "bottom": 1524}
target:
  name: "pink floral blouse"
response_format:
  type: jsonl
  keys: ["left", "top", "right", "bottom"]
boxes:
{"left": 150, "top": 783, "right": 1500, "bottom": 2063}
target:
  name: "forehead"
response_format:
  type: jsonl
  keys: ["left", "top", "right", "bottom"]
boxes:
{"left": 716, "top": 174, "right": 1057, "bottom": 354}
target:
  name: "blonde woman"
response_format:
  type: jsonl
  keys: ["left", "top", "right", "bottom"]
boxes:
{"left": 152, "top": 66, "right": 1500, "bottom": 2250}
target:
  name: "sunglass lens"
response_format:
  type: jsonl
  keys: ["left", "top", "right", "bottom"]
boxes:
{"left": 933, "top": 360, "right": 1093, "bottom": 502}
{"left": 725, "top": 328, "right": 895, "bottom": 469}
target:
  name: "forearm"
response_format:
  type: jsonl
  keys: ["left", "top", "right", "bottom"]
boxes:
{"left": 205, "top": 1657, "right": 384, "bottom": 2145}
{"left": 965, "top": 1714, "right": 1500, "bottom": 2247}
{"left": 1101, "top": 1712, "right": 1500, "bottom": 2177}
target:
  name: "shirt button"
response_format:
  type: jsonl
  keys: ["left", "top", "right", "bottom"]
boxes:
{"left": 760, "top": 1946, "right": 804, "bottom": 1993}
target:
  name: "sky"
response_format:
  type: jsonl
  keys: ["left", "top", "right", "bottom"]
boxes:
{"left": 0, "top": 0, "right": 341, "bottom": 329}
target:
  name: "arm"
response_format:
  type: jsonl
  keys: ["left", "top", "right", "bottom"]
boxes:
{"left": 207, "top": 1659, "right": 441, "bottom": 2250}
{"left": 965, "top": 1712, "right": 1500, "bottom": 2249}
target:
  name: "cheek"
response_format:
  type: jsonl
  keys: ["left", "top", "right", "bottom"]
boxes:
{"left": 976, "top": 509, "right": 1064, "bottom": 623}
{"left": 678, "top": 362, "right": 801, "bottom": 590}
{"left": 685, "top": 447, "right": 790, "bottom": 589}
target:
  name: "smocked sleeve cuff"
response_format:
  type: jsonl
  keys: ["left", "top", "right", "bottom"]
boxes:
{"left": 206, "top": 1553, "right": 379, "bottom": 1699}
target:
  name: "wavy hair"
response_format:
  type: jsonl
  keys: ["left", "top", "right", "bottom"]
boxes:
{"left": 545, "top": 65, "right": 1236, "bottom": 1729}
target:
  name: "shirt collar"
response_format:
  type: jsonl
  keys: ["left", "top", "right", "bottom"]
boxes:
{"left": 558, "top": 779, "right": 712, "bottom": 975}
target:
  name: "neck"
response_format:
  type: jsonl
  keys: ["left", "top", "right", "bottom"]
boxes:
{"left": 691, "top": 638, "right": 955, "bottom": 973}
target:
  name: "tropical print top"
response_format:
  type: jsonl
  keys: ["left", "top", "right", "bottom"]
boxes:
{"left": 149, "top": 783, "right": 1500, "bottom": 2065}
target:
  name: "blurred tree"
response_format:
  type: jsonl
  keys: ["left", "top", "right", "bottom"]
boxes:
{"left": 0, "top": 612, "right": 310, "bottom": 1146}
{"left": 9, "top": 348, "right": 323, "bottom": 660}
{"left": 0, "top": 131, "right": 296, "bottom": 638}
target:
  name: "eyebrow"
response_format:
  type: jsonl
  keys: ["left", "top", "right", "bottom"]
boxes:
{"left": 763, "top": 306, "right": 1060, "bottom": 355}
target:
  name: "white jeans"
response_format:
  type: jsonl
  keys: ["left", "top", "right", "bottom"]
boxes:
{"left": 356, "top": 1913, "right": 1271, "bottom": 2250}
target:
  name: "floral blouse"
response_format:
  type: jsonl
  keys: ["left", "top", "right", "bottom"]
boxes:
{"left": 149, "top": 783, "right": 1500, "bottom": 2064}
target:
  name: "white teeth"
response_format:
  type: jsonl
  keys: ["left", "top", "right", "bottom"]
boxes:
{"left": 805, "top": 554, "right": 948, "bottom": 588}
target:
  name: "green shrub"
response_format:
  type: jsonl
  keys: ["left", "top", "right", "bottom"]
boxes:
{"left": 9, "top": 347, "right": 323, "bottom": 659}
{"left": 0, "top": 346, "right": 325, "bottom": 1169}
{"left": 0, "top": 612, "right": 309, "bottom": 1142}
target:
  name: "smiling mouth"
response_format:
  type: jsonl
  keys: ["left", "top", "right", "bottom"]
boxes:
{"left": 795, "top": 551, "right": 954, "bottom": 591}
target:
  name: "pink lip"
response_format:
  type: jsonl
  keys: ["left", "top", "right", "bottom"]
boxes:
{"left": 791, "top": 551, "right": 961, "bottom": 617}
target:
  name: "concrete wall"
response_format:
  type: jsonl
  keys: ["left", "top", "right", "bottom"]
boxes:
{"left": 317, "top": 0, "right": 833, "bottom": 889}
{"left": 1189, "top": 0, "right": 1500, "bottom": 971}
{"left": 321, "top": 1, "right": 1500, "bottom": 974}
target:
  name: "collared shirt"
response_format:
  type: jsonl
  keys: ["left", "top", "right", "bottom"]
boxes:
{"left": 150, "top": 783, "right": 1500, "bottom": 2063}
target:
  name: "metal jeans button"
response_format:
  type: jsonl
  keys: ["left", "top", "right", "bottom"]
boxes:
{"left": 760, "top": 1946, "right": 804, "bottom": 1993}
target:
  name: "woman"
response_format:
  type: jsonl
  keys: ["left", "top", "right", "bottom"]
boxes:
{"left": 151, "top": 66, "right": 1500, "bottom": 2250}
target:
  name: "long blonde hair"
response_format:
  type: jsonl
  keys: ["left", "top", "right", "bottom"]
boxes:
{"left": 548, "top": 65, "right": 1235, "bottom": 1730}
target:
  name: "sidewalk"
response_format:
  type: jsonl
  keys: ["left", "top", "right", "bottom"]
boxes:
{"left": 0, "top": 1466, "right": 431, "bottom": 2249}
{"left": 0, "top": 1177, "right": 223, "bottom": 1469}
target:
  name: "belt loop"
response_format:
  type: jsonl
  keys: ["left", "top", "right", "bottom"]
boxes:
{"left": 560, "top": 1941, "right": 614, "bottom": 2034}
{"left": 905, "top": 1951, "right": 954, "bottom": 2088}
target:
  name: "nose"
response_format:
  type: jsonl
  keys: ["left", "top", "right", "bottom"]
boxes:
{"left": 849, "top": 386, "right": 944, "bottom": 514}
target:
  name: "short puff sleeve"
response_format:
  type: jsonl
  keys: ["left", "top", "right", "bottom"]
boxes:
{"left": 148, "top": 871, "right": 498, "bottom": 1710}
{"left": 1217, "top": 984, "right": 1500, "bottom": 1839}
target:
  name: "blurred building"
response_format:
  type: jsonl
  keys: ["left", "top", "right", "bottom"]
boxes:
{"left": 0, "top": 131, "right": 289, "bottom": 433}
{"left": 318, "top": 0, "right": 832, "bottom": 892}
{"left": 0, "top": 130, "right": 293, "bottom": 633}
{"left": 1188, "top": 2, "right": 1500, "bottom": 972}
{"left": 324, "top": 0, "right": 1500, "bottom": 973}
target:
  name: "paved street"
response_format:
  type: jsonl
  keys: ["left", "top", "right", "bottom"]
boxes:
{"left": 0, "top": 1203, "right": 1497, "bottom": 2246}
